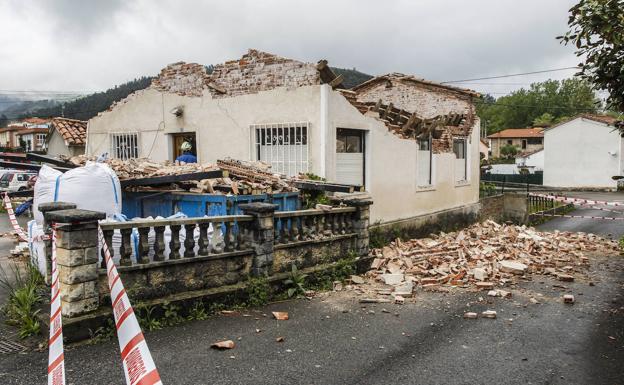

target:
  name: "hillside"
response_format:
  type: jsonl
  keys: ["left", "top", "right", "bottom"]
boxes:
{"left": 27, "top": 77, "right": 153, "bottom": 121}
{"left": 331, "top": 67, "right": 374, "bottom": 89}
{"left": 18, "top": 67, "right": 372, "bottom": 122}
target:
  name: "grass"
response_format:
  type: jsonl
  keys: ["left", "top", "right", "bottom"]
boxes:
{"left": 0, "top": 262, "right": 44, "bottom": 339}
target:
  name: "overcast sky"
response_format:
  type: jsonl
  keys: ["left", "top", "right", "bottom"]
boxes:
{"left": 0, "top": 0, "right": 580, "bottom": 97}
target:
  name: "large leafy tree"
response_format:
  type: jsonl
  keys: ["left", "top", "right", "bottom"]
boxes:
{"left": 558, "top": 0, "right": 624, "bottom": 112}
{"left": 477, "top": 78, "right": 599, "bottom": 133}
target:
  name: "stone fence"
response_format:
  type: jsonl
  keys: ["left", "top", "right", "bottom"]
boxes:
{"left": 38, "top": 199, "right": 371, "bottom": 338}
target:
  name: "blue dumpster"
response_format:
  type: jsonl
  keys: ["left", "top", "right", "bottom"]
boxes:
{"left": 122, "top": 191, "right": 300, "bottom": 219}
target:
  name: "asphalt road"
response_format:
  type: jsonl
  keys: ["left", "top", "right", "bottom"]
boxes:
{"left": 1, "top": 197, "right": 623, "bottom": 385}
{"left": 537, "top": 191, "right": 624, "bottom": 239}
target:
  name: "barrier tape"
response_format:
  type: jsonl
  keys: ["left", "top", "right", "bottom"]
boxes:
{"left": 3, "top": 193, "right": 28, "bottom": 242}
{"left": 533, "top": 213, "right": 624, "bottom": 220}
{"left": 529, "top": 193, "right": 624, "bottom": 207}
{"left": 98, "top": 227, "right": 163, "bottom": 385}
{"left": 48, "top": 228, "right": 66, "bottom": 385}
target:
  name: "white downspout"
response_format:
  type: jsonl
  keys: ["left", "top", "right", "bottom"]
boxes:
{"left": 319, "top": 84, "right": 330, "bottom": 178}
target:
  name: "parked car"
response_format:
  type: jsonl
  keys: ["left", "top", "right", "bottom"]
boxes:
{"left": 0, "top": 171, "right": 37, "bottom": 192}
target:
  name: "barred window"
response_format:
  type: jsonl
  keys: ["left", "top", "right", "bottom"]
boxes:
{"left": 110, "top": 133, "right": 139, "bottom": 160}
{"left": 253, "top": 122, "right": 309, "bottom": 176}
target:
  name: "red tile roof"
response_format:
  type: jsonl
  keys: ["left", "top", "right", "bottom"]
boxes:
{"left": 487, "top": 127, "right": 544, "bottom": 139}
{"left": 15, "top": 128, "right": 48, "bottom": 135}
{"left": 50, "top": 117, "right": 87, "bottom": 145}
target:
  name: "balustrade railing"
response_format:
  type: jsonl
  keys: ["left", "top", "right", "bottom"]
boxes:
{"left": 273, "top": 207, "right": 357, "bottom": 245}
{"left": 99, "top": 215, "right": 254, "bottom": 267}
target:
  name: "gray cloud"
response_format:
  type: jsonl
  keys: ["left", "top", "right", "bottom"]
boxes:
{"left": 0, "top": 0, "right": 580, "bottom": 96}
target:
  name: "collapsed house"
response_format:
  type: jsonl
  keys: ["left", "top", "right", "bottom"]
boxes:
{"left": 86, "top": 49, "right": 480, "bottom": 223}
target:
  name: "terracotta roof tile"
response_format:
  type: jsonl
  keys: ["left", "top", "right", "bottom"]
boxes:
{"left": 50, "top": 117, "right": 87, "bottom": 145}
{"left": 487, "top": 128, "right": 544, "bottom": 139}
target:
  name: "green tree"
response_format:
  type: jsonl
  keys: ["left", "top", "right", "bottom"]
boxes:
{"left": 532, "top": 112, "right": 556, "bottom": 127}
{"left": 500, "top": 144, "right": 518, "bottom": 159}
{"left": 558, "top": 0, "right": 624, "bottom": 112}
{"left": 477, "top": 78, "right": 599, "bottom": 133}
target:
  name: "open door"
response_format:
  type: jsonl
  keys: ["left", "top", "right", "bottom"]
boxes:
{"left": 335, "top": 128, "right": 365, "bottom": 186}
{"left": 171, "top": 133, "right": 197, "bottom": 160}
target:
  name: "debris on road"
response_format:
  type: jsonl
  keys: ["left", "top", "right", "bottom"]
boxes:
{"left": 211, "top": 340, "right": 235, "bottom": 350}
{"left": 481, "top": 310, "right": 497, "bottom": 319}
{"left": 364, "top": 220, "right": 618, "bottom": 295}
{"left": 272, "top": 312, "right": 289, "bottom": 320}
{"left": 463, "top": 312, "right": 478, "bottom": 319}
{"left": 276, "top": 337, "right": 285, "bottom": 342}
{"left": 563, "top": 294, "right": 575, "bottom": 304}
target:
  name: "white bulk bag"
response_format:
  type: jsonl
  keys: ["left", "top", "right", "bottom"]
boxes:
{"left": 33, "top": 166, "right": 62, "bottom": 224}
{"left": 33, "top": 162, "right": 122, "bottom": 224}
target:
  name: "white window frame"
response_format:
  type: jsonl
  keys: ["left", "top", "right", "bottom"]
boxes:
{"left": 453, "top": 136, "right": 470, "bottom": 185}
{"left": 110, "top": 132, "right": 140, "bottom": 160}
{"left": 416, "top": 135, "right": 435, "bottom": 191}
{"left": 251, "top": 122, "right": 309, "bottom": 176}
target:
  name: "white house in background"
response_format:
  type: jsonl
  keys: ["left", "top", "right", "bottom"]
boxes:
{"left": 479, "top": 138, "right": 489, "bottom": 160}
{"left": 87, "top": 49, "right": 481, "bottom": 224}
{"left": 515, "top": 148, "right": 543, "bottom": 172}
{"left": 543, "top": 114, "right": 621, "bottom": 188}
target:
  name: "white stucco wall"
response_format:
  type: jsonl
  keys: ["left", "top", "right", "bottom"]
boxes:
{"left": 88, "top": 86, "right": 324, "bottom": 176}
{"left": 87, "top": 84, "right": 479, "bottom": 223}
{"left": 326, "top": 89, "right": 480, "bottom": 223}
{"left": 515, "top": 149, "right": 543, "bottom": 171}
{"left": 543, "top": 118, "right": 621, "bottom": 188}
{"left": 47, "top": 130, "right": 84, "bottom": 157}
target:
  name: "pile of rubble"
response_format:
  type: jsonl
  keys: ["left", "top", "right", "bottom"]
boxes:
{"left": 215, "top": 159, "right": 297, "bottom": 194}
{"left": 65, "top": 155, "right": 298, "bottom": 194}
{"left": 65, "top": 155, "right": 219, "bottom": 180}
{"left": 363, "top": 220, "right": 619, "bottom": 297}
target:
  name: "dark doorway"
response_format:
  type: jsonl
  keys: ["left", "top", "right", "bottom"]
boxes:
{"left": 171, "top": 132, "right": 197, "bottom": 160}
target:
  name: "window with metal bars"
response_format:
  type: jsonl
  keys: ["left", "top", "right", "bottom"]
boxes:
{"left": 110, "top": 132, "right": 139, "bottom": 160}
{"left": 253, "top": 123, "right": 309, "bottom": 176}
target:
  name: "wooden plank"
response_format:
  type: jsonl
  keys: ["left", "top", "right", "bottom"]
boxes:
{"left": 291, "top": 180, "right": 364, "bottom": 193}
{"left": 0, "top": 161, "right": 71, "bottom": 172}
{"left": 0, "top": 153, "right": 27, "bottom": 162}
{"left": 7, "top": 190, "right": 34, "bottom": 198}
{"left": 26, "top": 153, "right": 77, "bottom": 168}
{"left": 120, "top": 170, "right": 225, "bottom": 187}
{"left": 329, "top": 74, "right": 344, "bottom": 88}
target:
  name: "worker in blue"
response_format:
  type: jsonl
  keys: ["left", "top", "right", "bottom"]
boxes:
{"left": 175, "top": 142, "right": 197, "bottom": 163}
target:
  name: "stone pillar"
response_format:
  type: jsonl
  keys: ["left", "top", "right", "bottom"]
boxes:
{"left": 343, "top": 198, "right": 373, "bottom": 257}
{"left": 43, "top": 208, "right": 106, "bottom": 318}
{"left": 38, "top": 202, "right": 77, "bottom": 285}
{"left": 239, "top": 202, "right": 277, "bottom": 277}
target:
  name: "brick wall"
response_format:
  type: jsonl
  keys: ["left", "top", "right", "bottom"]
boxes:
{"left": 356, "top": 80, "right": 473, "bottom": 119}
{"left": 149, "top": 49, "right": 320, "bottom": 99}
{"left": 209, "top": 49, "right": 320, "bottom": 98}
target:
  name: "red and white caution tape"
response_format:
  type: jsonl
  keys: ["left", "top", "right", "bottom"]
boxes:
{"left": 529, "top": 193, "right": 624, "bottom": 207}
{"left": 48, "top": 228, "right": 66, "bottom": 385}
{"left": 3, "top": 193, "right": 28, "bottom": 242}
{"left": 534, "top": 213, "right": 624, "bottom": 220}
{"left": 99, "top": 227, "right": 163, "bottom": 385}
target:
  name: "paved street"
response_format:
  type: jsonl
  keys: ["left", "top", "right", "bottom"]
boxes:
{"left": 1, "top": 197, "right": 623, "bottom": 385}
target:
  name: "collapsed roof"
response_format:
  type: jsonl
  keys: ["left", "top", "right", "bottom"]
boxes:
{"left": 150, "top": 49, "right": 344, "bottom": 98}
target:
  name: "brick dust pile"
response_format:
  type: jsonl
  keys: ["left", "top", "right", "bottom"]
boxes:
{"left": 352, "top": 220, "right": 620, "bottom": 300}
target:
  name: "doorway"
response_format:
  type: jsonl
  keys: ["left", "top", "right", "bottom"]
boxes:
{"left": 335, "top": 128, "right": 365, "bottom": 186}
{"left": 171, "top": 132, "right": 197, "bottom": 160}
